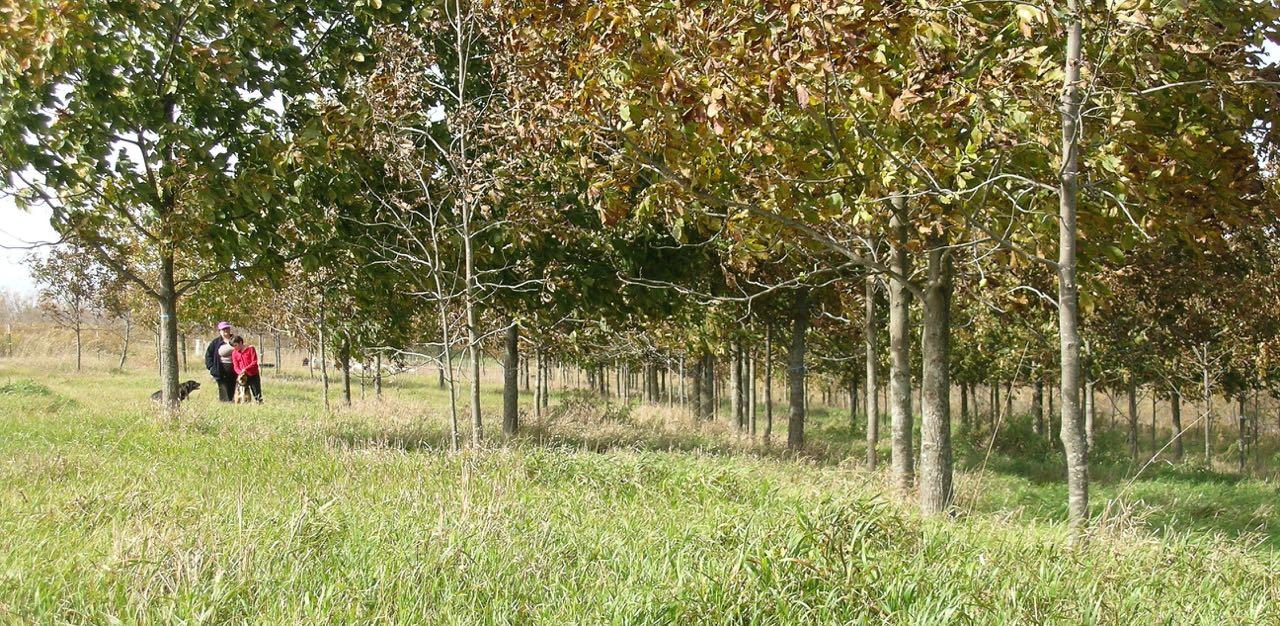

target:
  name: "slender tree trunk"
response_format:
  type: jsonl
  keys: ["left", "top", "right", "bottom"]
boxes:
{"left": 849, "top": 378, "right": 858, "bottom": 435}
{"left": 540, "top": 351, "right": 549, "bottom": 412}
{"left": 691, "top": 355, "right": 704, "bottom": 421}
{"left": 340, "top": 340, "right": 352, "bottom": 407}
{"left": 463, "top": 225, "right": 482, "bottom": 445}
{"left": 888, "top": 199, "right": 913, "bottom": 492}
{"left": 960, "top": 383, "right": 969, "bottom": 434}
{"left": 749, "top": 351, "right": 758, "bottom": 437}
{"left": 535, "top": 349, "right": 544, "bottom": 419}
{"left": 919, "top": 243, "right": 954, "bottom": 516}
{"left": 503, "top": 321, "right": 519, "bottom": 437}
{"left": 701, "top": 354, "right": 715, "bottom": 421}
{"left": 1057, "top": 0, "right": 1089, "bottom": 528}
{"left": 1151, "top": 394, "right": 1157, "bottom": 454}
{"left": 787, "top": 287, "right": 811, "bottom": 451}
{"left": 374, "top": 353, "right": 383, "bottom": 400}
{"left": 119, "top": 317, "right": 132, "bottom": 369}
{"left": 765, "top": 326, "right": 774, "bottom": 443}
{"left": 1203, "top": 351, "right": 1212, "bottom": 465}
{"left": 1170, "top": 390, "right": 1183, "bottom": 461}
{"left": 74, "top": 325, "right": 82, "bottom": 372}
{"left": 1127, "top": 382, "right": 1138, "bottom": 459}
{"left": 731, "top": 343, "right": 743, "bottom": 431}
{"left": 1085, "top": 380, "right": 1096, "bottom": 454}
{"left": 1032, "top": 380, "right": 1044, "bottom": 437}
{"left": 318, "top": 302, "right": 330, "bottom": 413}
{"left": 1238, "top": 396, "right": 1247, "bottom": 473}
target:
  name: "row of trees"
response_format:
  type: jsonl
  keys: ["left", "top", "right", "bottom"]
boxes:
{"left": 3, "top": 1, "right": 1278, "bottom": 528}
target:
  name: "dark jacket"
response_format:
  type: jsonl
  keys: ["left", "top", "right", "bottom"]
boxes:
{"left": 205, "top": 336, "right": 233, "bottom": 379}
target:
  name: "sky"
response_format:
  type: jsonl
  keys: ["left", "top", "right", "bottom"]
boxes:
{"left": 1, "top": 44, "right": 1277, "bottom": 297}
{"left": 0, "top": 196, "right": 56, "bottom": 295}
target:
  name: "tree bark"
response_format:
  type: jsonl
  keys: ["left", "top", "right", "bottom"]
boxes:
{"left": 1170, "top": 390, "right": 1183, "bottom": 461}
{"left": 319, "top": 302, "right": 330, "bottom": 413}
{"left": 691, "top": 355, "right": 704, "bottom": 421}
{"left": 765, "top": 326, "right": 774, "bottom": 443}
{"left": 1127, "top": 382, "right": 1138, "bottom": 459}
{"left": 1202, "top": 351, "right": 1212, "bottom": 465}
{"left": 155, "top": 251, "right": 181, "bottom": 413}
{"left": 1057, "top": 0, "right": 1089, "bottom": 528}
{"left": 959, "top": 382, "right": 969, "bottom": 434}
{"left": 340, "top": 340, "right": 352, "bottom": 407}
{"left": 889, "top": 199, "right": 913, "bottom": 492}
{"left": 919, "top": 242, "right": 954, "bottom": 516}
{"left": 1085, "top": 380, "right": 1096, "bottom": 454}
{"left": 119, "top": 317, "right": 132, "bottom": 369}
{"left": 1238, "top": 396, "right": 1247, "bottom": 473}
{"left": 701, "top": 353, "right": 715, "bottom": 421}
{"left": 731, "top": 342, "right": 743, "bottom": 430}
{"left": 374, "top": 353, "right": 383, "bottom": 400}
{"left": 748, "top": 351, "right": 758, "bottom": 437}
{"left": 787, "top": 287, "right": 811, "bottom": 451}
{"left": 1032, "top": 379, "right": 1045, "bottom": 436}
{"left": 503, "top": 321, "right": 519, "bottom": 436}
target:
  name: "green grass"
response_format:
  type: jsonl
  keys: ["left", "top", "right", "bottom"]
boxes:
{"left": 0, "top": 363, "right": 1276, "bottom": 624}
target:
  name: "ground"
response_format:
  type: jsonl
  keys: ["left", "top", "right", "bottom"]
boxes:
{"left": 0, "top": 361, "right": 1276, "bottom": 624}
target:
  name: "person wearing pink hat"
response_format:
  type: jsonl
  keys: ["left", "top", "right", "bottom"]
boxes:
{"left": 204, "top": 321, "right": 237, "bottom": 402}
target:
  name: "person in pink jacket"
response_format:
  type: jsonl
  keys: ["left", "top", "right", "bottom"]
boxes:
{"left": 230, "top": 335, "right": 263, "bottom": 403}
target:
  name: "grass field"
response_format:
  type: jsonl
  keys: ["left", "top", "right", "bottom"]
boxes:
{"left": 1, "top": 361, "right": 1277, "bottom": 624}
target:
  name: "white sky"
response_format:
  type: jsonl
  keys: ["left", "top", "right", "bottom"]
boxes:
{"left": 0, "top": 196, "right": 57, "bottom": 295}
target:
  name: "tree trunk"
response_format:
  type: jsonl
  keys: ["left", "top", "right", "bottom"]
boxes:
{"left": 340, "top": 340, "right": 352, "bottom": 407}
{"left": 691, "top": 356, "right": 704, "bottom": 421}
{"left": 731, "top": 343, "right": 743, "bottom": 430}
{"left": 1085, "top": 380, "right": 1096, "bottom": 454}
{"left": 535, "top": 349, "right": 545, "bottom": 419}
{"left": 889, "top": 199, "right": 913, "bottom": 492}
{"left": 1238, "top": 396, "right": 1247, "bottom": 473}
{"left": 319, "top": 303, "right": 330, "bottom": 413}
{"left": 786, "top": 287, "right": 811, "bottom": 451}
{"left": 701, "top": 354, "right": 715, "bottom": 421}
{"left": 1032, "top": 380, "right": 1044, "bottom": 437}
{"left": 1202, "top": 351, "right": 1212, "bottom": 465}
{"left": 374, "top": 353, "right": 383, "bottom": 399}
{"left": 765, "top": 326, "right": 774, "bottom": 443}
{"left": 74, "top": 326, "right": 82, "bottom": 372}
{"left": 1057, "top": 0, "right": 1089, "bottom": 528}
{"left": 540, "top": 352, "right": 549, "bottom": 412}
{"left": 1151, "top": 394, "right": 1158, "bottom": 454}
{"left": 1170, "top": 390, "right": 1183, "bottom": 461}
{"left": 848, "top": 378, "right": 858, "bottom": 435}
{"left": 119, "top": 317, "right": 132, "bottom": 369}
{"left": 748, "top": 351, "right": 758, "bottom": 437}
{"left": 1127, "top": 382, "right": 1138, "bottom": 459}
{"left": 155, "top": 251, "right": 181, "bottom": 413}
{"left": 919, "top": 242, "right": 954, "bottom": 516}
{"left": 503, "top": 321, "right": 519, "bottom": 437}
{"left": 959, "top": 382, "right": 969, "bottom": 434}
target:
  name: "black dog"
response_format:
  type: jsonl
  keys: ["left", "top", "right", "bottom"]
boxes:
{"left": 150, "top": 380, "right": 201, "bottom": 403}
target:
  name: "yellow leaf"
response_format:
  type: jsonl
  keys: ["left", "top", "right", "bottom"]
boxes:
{"left": 796, "top": 83, "right": 810, "bottom": 108}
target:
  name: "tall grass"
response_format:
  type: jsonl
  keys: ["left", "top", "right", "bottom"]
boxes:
{"left": 0, "top": 362, "right": 1275, "bottom": 624}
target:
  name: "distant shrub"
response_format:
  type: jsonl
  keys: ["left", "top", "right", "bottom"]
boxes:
{"left": 0, "top": 379, "right": 53, "bottom": 397}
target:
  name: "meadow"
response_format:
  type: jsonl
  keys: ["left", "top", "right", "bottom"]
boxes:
{"left": 0, "top": 359, "right": 1276, "bottom": 625}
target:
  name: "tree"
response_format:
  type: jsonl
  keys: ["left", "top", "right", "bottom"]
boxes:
{"left": 0, "top": 1, "right": 386, "bottom": 410}
{"left": 28, "top": 245, "right": 109, "bottom": 371}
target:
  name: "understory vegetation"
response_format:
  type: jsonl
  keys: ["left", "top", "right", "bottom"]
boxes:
{"left": 1, "top": 363, "right": 1275, "bottom": 624}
